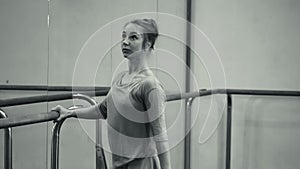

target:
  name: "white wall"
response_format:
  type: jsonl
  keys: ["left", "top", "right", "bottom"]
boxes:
{"left": 1, "top": 0, "right": 300, "bottom": 169}
{"left": 1, "top": 0, "right": 187, "bottom": 169}
{"left": 192, "top": 0, "right": 300, "bottom": 169}
{"left": 0, "top": 0, "right": 48, "bottom": 169}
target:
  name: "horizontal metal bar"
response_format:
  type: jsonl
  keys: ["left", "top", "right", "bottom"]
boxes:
{"left": 0, "top": 111, "right": 59, "bottom": 129}
{"left": 198, "top": 89, "right": 300, "bottom": 97}
{"left": 0, "top": 85, "right": 110, "bottom": 91}
{"left": 1, "top": 88, "right": 299, "bottom": 108}
{"left": 225, "top": 89, "right": 300, "bottom": 97}
{"left": 0, "top": 88, "right": 299, "bottom": 128}
{"left": 167, "top": 88, "right": 300, "bottom": 101}
{"left": 0, "top": 90, "right": 109, "bottom": 107}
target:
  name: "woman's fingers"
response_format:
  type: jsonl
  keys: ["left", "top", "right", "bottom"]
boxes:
{"left": 56, "top": 115, "right": 64, "bottom": 122}
{"left": 51, "top": 105, "right": 62, "bottom": 112}
{"left": 52, "top": 105, "right": 76, "bottom": 123}
{"left": 52, "top": 105, "right": 67, "bottom": 122}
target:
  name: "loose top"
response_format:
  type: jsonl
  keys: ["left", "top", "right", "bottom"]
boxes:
{"left": 98, "top": 70, "right": 168, "bottom": 167}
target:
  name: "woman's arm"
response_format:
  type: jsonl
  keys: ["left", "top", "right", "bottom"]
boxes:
{"left": 157, "top": 141, "right": 171, "bottom": 169}
{"left": 146, "top": 87, "right": 171, "bottom": 169}
{"left": 52, "top": 104, "right": 105, "bottom": 122}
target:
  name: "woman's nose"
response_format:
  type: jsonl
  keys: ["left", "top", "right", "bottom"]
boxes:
{"left": 122, "top": 37, "right": 129, "bottom": 46}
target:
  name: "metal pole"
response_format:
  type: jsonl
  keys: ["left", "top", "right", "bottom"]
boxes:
{"left": 95, "top": 118, "right": 107, "bottom": 169}
{"left": 51, "top": 94, "right": 107, "bottom": 169}
{"left": 51, "top": 117, "right": 65, "bottom": 169}
{"left": 71, "top": 94, "right": 107, "bottom": 169}
{"left": 0, "top": 84, "right": 109, "bottom": 92}
{"left": 226, "top": 95, "right": 232, "bottom": 169}
{"left": 0, "top": 109, "right": 12, "bottom": 169}
{"left": 184, "top": 0, "right": 192, "bottom": 168}
{"left": 0, "top": 90, "right": 109, "bottom": 107}
{"left": 0, "top": 111, "right": 59, "bottom": 129}
{"left": 2, "top": 89, "right": 300, "bottom": 107}
{"left": 184, "top": 97, "right": 195, "bottom": 169}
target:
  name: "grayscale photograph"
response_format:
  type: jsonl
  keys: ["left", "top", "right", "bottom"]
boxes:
{"left": 0, "top": 0, "right": 299, "bottom": 169}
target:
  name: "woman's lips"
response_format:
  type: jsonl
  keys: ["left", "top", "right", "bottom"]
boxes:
{"left": 122, "top": 49, "right": 132, "bottom": 54}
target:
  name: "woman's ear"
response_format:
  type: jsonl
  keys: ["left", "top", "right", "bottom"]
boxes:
{"left": 145, "top": 41, "right": 152, "bottom": 50}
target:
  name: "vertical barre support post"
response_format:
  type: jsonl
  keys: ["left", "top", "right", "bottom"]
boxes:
{"left": 51, "top": 118, "right": 64, "bottom": 169}
{"left": 71, "top": 94, "right": 107, "bottom": 169}
{"left": 226, "top": 94, "right": 232, "bottom": 169}
{"left": 96, "top": 118, "right": 107, "bottom": 169}
{"left": 0, "top": 109, "right": 12, "bottom": 169}
{"left": 184, "top": 97, "right": 195, "bottom": 169}
{"left": 50, "top": 94, "right": 107, "bottom": 169}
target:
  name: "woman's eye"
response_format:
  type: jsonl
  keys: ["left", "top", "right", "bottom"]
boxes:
{"left": 121, "top": 34, "right": 139, "bottom": 41}
{"left": 129, "top": 35, "right": 138, "bottom": 40}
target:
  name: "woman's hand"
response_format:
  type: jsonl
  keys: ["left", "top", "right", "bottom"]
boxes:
{"left": 51, "top": 105, "right": 75, "bottom": 122}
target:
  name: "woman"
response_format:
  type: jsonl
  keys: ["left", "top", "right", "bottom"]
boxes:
{"left": 52, "top": 18, "right": 171, "bottom": 169}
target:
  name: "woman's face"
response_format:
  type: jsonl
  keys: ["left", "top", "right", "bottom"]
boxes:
{"left": 121, "top": 23, "right": 147, "bottom": 59}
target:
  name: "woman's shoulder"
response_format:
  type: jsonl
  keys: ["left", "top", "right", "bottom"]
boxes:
{"left": 111, "top": 71, "right": 127, "bottom": 85}
{"left": 139, "top": 71, "right": 164, "bottom": 91}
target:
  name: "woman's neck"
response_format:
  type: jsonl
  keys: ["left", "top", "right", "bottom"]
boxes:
{"left": 128, "top": 59, "right": 149, "bottom": 74}
{"left": 127, "top": 53, "right": 150, "bottom": 74}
